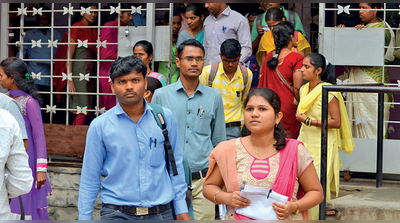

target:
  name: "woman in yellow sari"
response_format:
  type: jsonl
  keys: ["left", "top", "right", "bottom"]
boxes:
{"left": 256, "top": 7, "right": 311, "bottom": 73}
{"left": 337, "top": 3, "right": 395, "bottom": 138}
{"left": 295, "top": 53, "right": 355, "bottom": 220}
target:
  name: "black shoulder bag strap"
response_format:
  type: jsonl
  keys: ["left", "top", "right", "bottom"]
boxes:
{"left": 149, "top": 103, "right": 178, "bottom": 176}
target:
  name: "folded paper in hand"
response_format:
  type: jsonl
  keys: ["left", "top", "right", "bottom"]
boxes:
{"left": 236, "top": 185, "right": 288, "bottom": 220}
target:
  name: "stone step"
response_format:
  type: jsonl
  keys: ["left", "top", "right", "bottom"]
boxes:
{"left": 326, "top": 187, "right": 400, "bottom": 220}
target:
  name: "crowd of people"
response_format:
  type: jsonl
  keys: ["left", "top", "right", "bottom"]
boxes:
{"left": 0, "top": 2, "right": 399, "bottom": 221}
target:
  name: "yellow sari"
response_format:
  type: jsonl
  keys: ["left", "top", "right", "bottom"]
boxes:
{"left": 256, "top": 30, "right": 312, "bottom": 65}
{"left": 297, "top": 82, "right": 354, "bottom": 220}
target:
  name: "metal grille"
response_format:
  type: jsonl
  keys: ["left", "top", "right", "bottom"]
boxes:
{"left": 1, "top": 3, "right": 173, "bottom": 125}
{"left": 318, "top": 3, "right": 400, "bottom": 139}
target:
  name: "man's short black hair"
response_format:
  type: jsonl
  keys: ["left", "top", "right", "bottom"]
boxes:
{"left": 220, "top": 39, "right": 241, "bottom": 59}
{"left": 177, "top": 39, "right": 205, "bottom": 58}
{"left": 109, "top": 55, "right": 147, "bottom": 82}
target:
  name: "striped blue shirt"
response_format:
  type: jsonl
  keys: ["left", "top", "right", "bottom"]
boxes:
{"left": 78, "top": 100, "right": 188, "bottom": 219}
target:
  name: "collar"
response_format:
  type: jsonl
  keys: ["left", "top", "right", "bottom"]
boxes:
{"left": 174, "top": 78, "right": 204, "bottom": 95}
{"left": 114, "top": 98, "right": 152, "bottom": 116}
{"left": 212, "top": 5, "right": 231, "bottom": 19}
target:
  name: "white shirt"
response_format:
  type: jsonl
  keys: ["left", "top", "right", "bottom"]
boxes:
{"left": 0, "top": 93, "right": 28, "bottom": 140}
{"left": 0, "top": 109, "right": 33, "bottom": 220}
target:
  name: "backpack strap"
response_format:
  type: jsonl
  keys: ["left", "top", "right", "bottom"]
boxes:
{"left": 208, "top": 62, "right": 220, "bottom": 87}
{"left": 239, "top": 65, "right": 249, "bottom": 99}
{"left": 148, "top": 103, "right": 178, "bottom": 176}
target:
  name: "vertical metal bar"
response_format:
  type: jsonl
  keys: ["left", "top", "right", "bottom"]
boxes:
{"left": 0, "top": 3, "right": 9, "bottom": 93}
{"left": 376, "top": 93, "right": 384, "bottom": 187}
{"left": 49, "top": 3, "right": 55, "bottom": 123}
{"left": 318, "top": 3, "right": 325, "bottom": 55}
{"left": 1, "top": 4, "right": 9, "bottom": 61}
{"left": 18, "top": 3, "right": 24, "bottom": 58}
{"left": 96, "top": 3, "right": 102, "bottom": 117}
{"left": 319, "top": 86, "right": 328, "bottom": 220}
{"left": 65, "top": 3, "right": 72, "bottom": 125}
{"left": 146, "top": 3, "right": 155, "bottom": 69}
{"left": 382, "top": 3, "right": 386, "bottom": 87}
{"left": 167, "top": 3, "right": 173, "bottom": 85}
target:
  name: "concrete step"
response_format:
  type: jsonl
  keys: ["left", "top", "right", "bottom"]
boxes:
{"left": 326, "top": 178, "right": 400, "bottom": 220}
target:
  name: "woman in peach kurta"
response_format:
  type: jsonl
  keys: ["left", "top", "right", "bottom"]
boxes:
{"left": 203, "top": 88, "right": 324, "bottom": 220}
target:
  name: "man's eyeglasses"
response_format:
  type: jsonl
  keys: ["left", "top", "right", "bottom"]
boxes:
{"left": 179, "top": 57, "right": 205, "bottom": 63}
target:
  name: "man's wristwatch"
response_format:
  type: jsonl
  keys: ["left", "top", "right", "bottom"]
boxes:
{"left": 293, "top": 201, "right": 300, "bottom": 215}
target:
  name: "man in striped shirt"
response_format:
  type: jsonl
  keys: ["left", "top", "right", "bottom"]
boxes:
{"left": 200, "top": 39, "right": 253, "bottom": 140}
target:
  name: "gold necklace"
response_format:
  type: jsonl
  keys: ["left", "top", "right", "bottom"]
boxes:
{"left": 250, "top": 137, "right": 277, "bottom": 160}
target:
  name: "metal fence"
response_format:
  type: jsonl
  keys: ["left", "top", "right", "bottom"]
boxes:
{"left": 319, "top": 84, "right": 400, "bottom": 220}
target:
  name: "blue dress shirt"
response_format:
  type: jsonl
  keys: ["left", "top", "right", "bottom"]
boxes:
{"left": 17, "top": 28, "right": 62, "bottom": 86}
{"left": 78, "top": 100, "right": 188, "bottom": 220}
{"left": 152, "top": 80, "right": 226, "bottom": 173}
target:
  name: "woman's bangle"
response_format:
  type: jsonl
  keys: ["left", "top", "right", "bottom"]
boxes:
{"left": 214, "top": 190, "right": 221, "bottom": 204}
{"left": 292, "top": 201, "right": 300, "bottom": 215}
{"left": 303, "top": 117, "right": 309, "bottom": 125}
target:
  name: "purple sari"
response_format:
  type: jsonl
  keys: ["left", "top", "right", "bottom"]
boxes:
{"left": 7, "top": 90, "right": 51, "bottom": 220}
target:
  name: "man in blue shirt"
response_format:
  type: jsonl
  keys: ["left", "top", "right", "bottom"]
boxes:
{"left": 78, "top": 56, "right": 190, "bottom": 220}
{"left": 17, "top": 7, "right": 62, "bottom": 123}
{"left": 152, "top": 39, "right": 226, "bottom": 220}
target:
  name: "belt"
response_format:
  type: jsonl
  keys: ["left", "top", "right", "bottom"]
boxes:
{"left": 102, "top": 203, "right": 170, "bottom": 216}
{"left": 226, "top": 121, "right": 241, "bottom": 128}
{"left": 192, "top": 168, "right": 208, "bottom": 180}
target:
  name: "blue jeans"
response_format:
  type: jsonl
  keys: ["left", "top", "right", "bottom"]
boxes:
{"left": 100, "top": 207, "right": 174, "bottom": 220}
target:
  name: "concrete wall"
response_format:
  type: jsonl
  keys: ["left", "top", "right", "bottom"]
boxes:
{"left": 47, "top": 167, "right": 102, "bottom": 220}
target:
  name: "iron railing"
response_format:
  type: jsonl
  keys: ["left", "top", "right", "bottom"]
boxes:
{"left": 319, "top": 84, "right": 400, "bottom": 220}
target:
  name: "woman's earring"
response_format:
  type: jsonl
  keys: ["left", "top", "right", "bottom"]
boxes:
{"left": 11, "top": 80, "right": 14, "bottom": 83}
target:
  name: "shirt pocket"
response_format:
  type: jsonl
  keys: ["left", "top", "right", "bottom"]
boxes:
{"left": 218, "top": 26, "right": 237, "bottom": 42}
{"left": 149, "top": 139, "right": 165, "bottom": 167}
{"left": 195, "top": 114, "right": 212, "bottom": 136}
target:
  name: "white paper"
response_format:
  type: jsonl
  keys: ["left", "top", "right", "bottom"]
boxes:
{"left": 235, "top": 185, "right": 288, "bottom": 220}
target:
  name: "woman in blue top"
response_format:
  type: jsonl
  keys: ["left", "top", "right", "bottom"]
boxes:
{"left": 176, "top": 4, "right": 205, "bottom": 47}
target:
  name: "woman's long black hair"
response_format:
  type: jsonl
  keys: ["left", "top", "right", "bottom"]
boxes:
{"left": 1, "top": 57, "right": 43, "bottom": 105}
{"left": 244, "top": 87, "right": 287, "bottom": 150}
{"left": 266, "top": 21, "right": 294, "bottom": 69}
